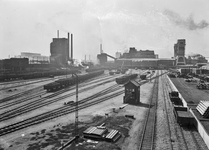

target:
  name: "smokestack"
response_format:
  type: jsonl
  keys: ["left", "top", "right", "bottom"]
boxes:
{"left": 85, "top": 55, "right": 86, "bottom": 61}
{"left": 100, "top": 44, "right": 102, "bottom": 54}
{"left": 57, "top": 30, "right": 59, "bottom": 38}
{"left": 71, "top": 34, "right": 73, "bottom": 59}
{"left": 89, "top": 55, "right": 91, "bottom": 61}
{"left": 67, "top": 32, "right": 70, "bottom": 61}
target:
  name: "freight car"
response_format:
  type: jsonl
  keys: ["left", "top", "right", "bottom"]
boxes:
{"left": 115, "top": 74, "right": 138, "bottom": 84}
{"left": 169, "top": 91, "right": 183, "bottom": 106}
{"left": 173, "top": 106, "right": 195, "bottom": 127}
{"left": 0, "top": 69, "right": 80, "bottom": 82}
{"left": 44, "top": 70, "right": 104, "bottom": 92}
{"left": 86, "top": 68, "right": 104, "bottom": 72}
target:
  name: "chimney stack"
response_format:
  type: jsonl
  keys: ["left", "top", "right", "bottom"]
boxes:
{"left": 57, "top": 30, "right": 59, "bottom": 38}
{"left": 67, "top": 32, "right": 70, "bottom": 61}
{"left": 71, "top": 34, "right": 73, "bottom": 59}
{"left": 100, "top": 44, "right": 102, "bottom": 54}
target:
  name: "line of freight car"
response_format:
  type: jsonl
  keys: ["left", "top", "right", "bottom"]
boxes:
{"left": 44, "top": 70, "right": 104, "bottom": 92}
{"left": 115, "top": 74, "right": 138, "bottom": 84}
{"left": 0, "top": 69, "right": 80, "bottom": 81}
{"left": 85, "top": 68, "right": 105, "bottom": 72}
{"left": 169, "top": 91, "right": 183, "bottom": 106}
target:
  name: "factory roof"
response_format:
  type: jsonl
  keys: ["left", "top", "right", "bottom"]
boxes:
{"left": 117, "top": 58, "right": 174, "bottom": 61}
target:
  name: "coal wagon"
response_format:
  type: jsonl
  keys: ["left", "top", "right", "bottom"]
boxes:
{"left": 173, "top": 106, "right": 195, "bottom": 127}
{"left": 43, "top": 70, "right": 104, "bottom": 92}
{"left": 169, "top": 91, "right": 183, "bottom": 106}
{"left": 115, "top": 74, "right": 138, "bottom": 84}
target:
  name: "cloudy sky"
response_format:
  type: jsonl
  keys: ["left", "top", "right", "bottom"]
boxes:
{"left": 1, "top": 0, "right": 209, "bottom": 61}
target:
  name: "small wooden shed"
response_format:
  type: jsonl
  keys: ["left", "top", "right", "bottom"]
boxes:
{"left": 123, "top": 80, "right": 140, "bottom": 105}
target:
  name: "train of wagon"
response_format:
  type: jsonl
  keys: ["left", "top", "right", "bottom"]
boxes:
{"left": 115, "top": 74, "right": 138, "bottom": 84}
{"left": 0, "top": 69, "right": 80, "bottom": 82}
{"left": 85, "top": 67, "right": 105, "bottom": 72}
{"left": 44, "top": 70, "right": 104, "bottom": 92}
{"left": 168, "top": 91, "right": 195, "bottom": 127}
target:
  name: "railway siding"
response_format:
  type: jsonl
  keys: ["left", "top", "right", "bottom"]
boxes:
{"left": 167, "top": 75, "right": 209, "bottom": 149}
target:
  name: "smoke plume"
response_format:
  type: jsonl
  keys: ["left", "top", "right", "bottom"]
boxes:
{"left": 163, "top": 9, "right": 209, "bottom": 30}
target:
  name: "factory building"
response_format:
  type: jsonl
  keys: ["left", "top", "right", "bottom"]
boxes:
{"left": 121, "top": 47, "right": 157, "bottom": 59}
{"left": 16, "top": 52, "right": 49, "bottom": 64}
{"left": 174, "top": 39, "right": 186, "bottom": 66}
{"left": 113, "top": 47, "right": 174, "bottom": 69}
{"left": 0, "top": 58, "right": 29, "bottom": 71}
{"left": 50, "top": 32, "right": 72, "bottom": 67}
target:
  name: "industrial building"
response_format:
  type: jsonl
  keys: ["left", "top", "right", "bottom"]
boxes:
{"left": 97, "top": 47, "right": 174, "bottom": 69}
{"left": 120, "top": 47, "right": 157, "bottom": 59}
{"left": 174, "top": 39, "right": 186, "bottom": 66}
{"left": 16, "top": 52, "right": 49, "bottom": 64}
{"left": 50, "top": 31, "right": 73, "bottom": 67}
{"left": 0, "top": 58, "right": 29, "bottom": 72}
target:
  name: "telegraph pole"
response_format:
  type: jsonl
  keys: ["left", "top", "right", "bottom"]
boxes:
{"left": 72, "top": 73, "right": 79, "bottom": 138}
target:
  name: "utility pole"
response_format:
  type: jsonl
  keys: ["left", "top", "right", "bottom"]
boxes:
{"left": 72, "top": 73, "right": 79, "bottom": 138}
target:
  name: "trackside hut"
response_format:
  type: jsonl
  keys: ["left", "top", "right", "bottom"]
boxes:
{"left": 123, "top": 80, "right": 140, "bottom": 105}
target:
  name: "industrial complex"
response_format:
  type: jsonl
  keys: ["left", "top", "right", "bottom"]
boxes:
{"left": 1, "top": 31, "right": 209, "bottom": 150}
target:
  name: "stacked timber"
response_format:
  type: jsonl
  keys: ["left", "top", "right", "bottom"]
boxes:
{"left": 196, "top": 101, "right": 209, "bottom": 118}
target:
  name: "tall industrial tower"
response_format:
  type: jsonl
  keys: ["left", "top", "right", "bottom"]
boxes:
{"left": 174, "top": 39, "right": 186, "bottom": 65}
{"left": 50, "top": 31, "right": 73, "bottom": 67}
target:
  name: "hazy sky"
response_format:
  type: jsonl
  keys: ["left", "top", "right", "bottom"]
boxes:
{"left": 1, "top": 0, "right": 209, "bottom": 61}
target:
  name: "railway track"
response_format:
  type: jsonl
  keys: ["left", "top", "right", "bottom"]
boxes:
{"left": 0, "top": 70, "right": 151, "bottom": 136}
{"left": 160, "top": 71, "right": 174, "bottom": 150}
{"left": 0, "top": 85, "right": 124, "bottom": 136}
{"left": 0, "top": 86, "right": 44, "bottom": 104}
{"left": 161, "top": 72, "right": 184, "bottom": 150}
{"left": 0, "top": 76, "right": 120, "bottom": 121}
{"left": 0, "top": 76, "right": 62, "bottom": 91}
{"left": 164, "top": 72, "right": 190, "bottom": 150}
{"left": 138, "top": 71, "right": 159, "bottom": 150}
{"left": 164, "top": 72, "right": 208, "bottom": 150}
{"left": 0, "top": 73, "right": 113, "bottom": 105}
{"left": 0, "top": 70, "right": 159, "bottom": 136}
{"left": 0, "top": 90, "right": 46, "bottom": 110}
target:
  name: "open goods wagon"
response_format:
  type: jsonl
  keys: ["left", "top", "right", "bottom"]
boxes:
{"left": 169, "top": 91, "right": 183, "bottom": 106}
{"left": 0, "top": 69, "right": 80, "bottom": 81}
{"left": 115, "top": 74, "right": 138, "bottom": 84}
{"left": 44, "top": 70, "right": 104, "bottom": 92}
{"left": 86, "top": 68, "right": 104, "bottom": 72}
{"left": 173, "top": 106, "right": 195, "bottom": 127}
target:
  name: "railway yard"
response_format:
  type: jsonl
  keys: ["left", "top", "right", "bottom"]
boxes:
{"left": 0, "top": 69, "right": 209, "bottom": 150}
